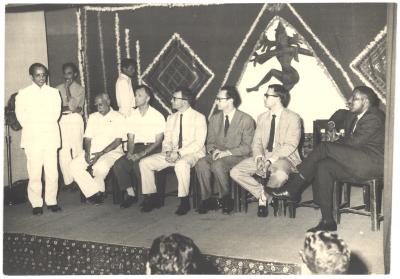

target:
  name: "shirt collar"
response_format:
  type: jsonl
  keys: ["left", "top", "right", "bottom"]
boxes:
{"left": 179, "top": 107, "right": 192, "bottom": 116}
{"left": 31, "top": 82, "right": 47, "bottom": 90}
{"left": 357, "top": 109, "right": 367, "bottom": 120}
{"left": 223, "top": 108, "right": 236, "bottom": 122}
{"left": 270, "top": 107, "right": 283, "bottom": 118}
{"left": 120, "top": 73, "right": 131, "bottom": 80}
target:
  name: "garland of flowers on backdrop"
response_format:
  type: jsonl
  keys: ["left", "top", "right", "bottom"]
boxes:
{"left": 97, "top": 12, "right": 108, "bottom": 94}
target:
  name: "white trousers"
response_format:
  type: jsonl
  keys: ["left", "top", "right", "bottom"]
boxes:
{"left": 59, "top": 113, "right": 84, "bottom": 185}
{"left": 70, "top": 152, "right": 123, "bottom": 197}
{"left": 25, "top": 147, "right": 58, "bottom": 207}
{"left": 139, "top": 153, "right": 198, "bottom": 197}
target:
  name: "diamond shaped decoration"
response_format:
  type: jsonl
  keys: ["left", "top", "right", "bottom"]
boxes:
{"left": 142, "top": 33, "right": 214, "bottom": 109}
{"left": 350, "top": 27, "right": 387, "bottom": 101}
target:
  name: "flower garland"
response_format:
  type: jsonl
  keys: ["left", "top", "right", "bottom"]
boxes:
{"left": 350, "top": 26, "right": 387, "bottom": 104}
{"left": 287, "top": 4, "right": 354, "bottom": 90}
{"left": 208, "top": 3, "right": 268, "bottom": 119}
{"left": 97, "top": 12, "right": 108, "bottom": 94}
{"left": 136, "top": 40, "right": 141, "bottom": 85}
{"left": 115, "top": 13, "right": 121, "bottom": 76}
{"left": 124, "top": 28, "right": 131, "bottom": 59}
{"left": 84, "top": 3, "right": 226, "bottom": 12}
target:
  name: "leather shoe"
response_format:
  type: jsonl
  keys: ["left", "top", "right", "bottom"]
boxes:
{"left": 87, "top": 192, "right": 104, "bottom": 205}
{"left": 141, "top": 196, "right": 162, "bottom": 212}
{"left": 197, "top": 200, "right": 209, "bottom": 214}
{"left": 175, "top": 197, "right": 190, "bottom": 216}
{"left": 47, "top": 205, "right": 62, "bottom": 212}
{"left": 307, "top": 220, "right": 337, "bottom": 233}
{"left": 222, "top": 197, "right": 234, "bottom": 214}
{"left": 257, "top": 205, "right": 268, "bottom": 217}
{"left": 32, "top": 207, "right": 43, "bottom": 215}
{"left": 265, "top": 187, "right": 299, "bottom": 202}
{"left": 120, "top": 196, "right": 138, "bottom": 208}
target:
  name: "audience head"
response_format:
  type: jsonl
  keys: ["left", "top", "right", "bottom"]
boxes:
{"left": 134, "top": 85, "right": 153, "bottom": 108}
{"left": 264, "top": 84, "right": 290, "bottom": 109}
{"left": 62, "top": 62, "right": 79, "bottom": 81}
{"left": 216, "top": 85, "right": 241, "bottom": 112}
{"left": 147, "top": 233, "right": 202, "bottom": 275}
{"left": 172, "top": 87, "right": 193, "bottom": 111}
{"left": 120, "top": 58, "right": 137, "bottom": 78}
{"left": 300, "top": 231, "right": 350, "bottom": 275}
{"left": 94, "top": 93, "right": 111, "bottom": 115}
{"left": 29, "top": 63, "right": 48, "bottom": 87}
{"left": 351, "top": 86, "right": 380, "bottom": 114}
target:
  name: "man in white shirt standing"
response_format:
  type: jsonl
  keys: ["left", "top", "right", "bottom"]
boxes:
{"left": 56, "top": 62, "right": 85, "bottom": 191}
{"left": 116, "top": 58, "right": 137, "bottom": 118}
{"left": 113, "top": 85, "right": 165, "bottom": 208}
{"left": 139, "top": 88, "right": 207, "bottom": 215}
{"left": 15, "top": 63, "right": 62, "bottom": 215}
{"left": 70, "top": 93, "right": 125, "bottom": 204}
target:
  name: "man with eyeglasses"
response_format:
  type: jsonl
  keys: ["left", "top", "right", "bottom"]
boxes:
{"left": 15, "top": 63, "right": 62, "bottom": 215}
{"left": 70, "top": 93, "right": 125, "bottom": 205}
{"left": 139, "top": 88, "right": 207, "bottom": 215}
{"left": 266, "top": 86, "right": 385, "bottom": 232}
{"left": 195, "top": 85, "right": 255, "bottom": 214}
{"left": 56, "top": 62, "right": 85, "bottom": 192}
{"left": 231, "top": 84, "right": 301, "bottom": 218}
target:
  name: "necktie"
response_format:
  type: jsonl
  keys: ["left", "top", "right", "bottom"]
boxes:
{"left": 267, "top": 114, "right": 276, "bottom": 152}
{"left": 224, "top": 115, "right": 229, "bottom": 137}
{"left": 349, "top": 116, "right": 359, "bottom": 135}
{"left": 178, "top": 114, "right": 183, "bottom": 148}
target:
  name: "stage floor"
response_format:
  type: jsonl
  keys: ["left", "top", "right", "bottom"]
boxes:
{"left": 3, "top": 186, "right": 384, "bottom": 274}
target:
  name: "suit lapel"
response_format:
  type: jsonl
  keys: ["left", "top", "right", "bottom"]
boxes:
{"left": 227, "top": 110, "right": 240, "bottom": 136}
{"left": 276, "top": 109, "right": 287, "bottom": 145}
{"left": 262, "top": 110, "right": 271, "bottom": 148}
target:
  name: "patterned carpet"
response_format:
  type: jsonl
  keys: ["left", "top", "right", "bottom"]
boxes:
{"left": 3, "top": 233, "right": 299, "bottom": 275}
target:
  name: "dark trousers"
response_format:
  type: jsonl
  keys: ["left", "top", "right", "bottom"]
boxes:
{"left": 112, "top": 144, "right": 159, "bottom": 193}
{"left": 195, "top": 154, "right": 245, "bottom": 200}
{"left": 295, "top": 142, "right": 383, "bottom": 222}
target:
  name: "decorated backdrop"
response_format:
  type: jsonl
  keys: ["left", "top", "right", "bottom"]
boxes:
{"left": 78, "top": 3, "right": 387, "bottom": 132}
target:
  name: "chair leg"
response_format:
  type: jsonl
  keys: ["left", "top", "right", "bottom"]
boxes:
{"left": 287, "top": 201, "right": 296, "bottom": 218}
{"left": 370, "top": 180, "right": 379, "bottom": 231}
{"left": 155, "top": 170, "right": 167, "bottom": 206}
{"left": 277, "top": 199, "right": 284, "bottom": 216}
{"left": 233, "top": 181, "right": 239, "bottom": 212}
{"left": 363, "top": 185, "right": 370, "bottom": 212}
{"left": 242, "top": 190, "right": 248, "bottom": 213}
{"left": 332, "top": 181, "right": 340, "bottom": 224}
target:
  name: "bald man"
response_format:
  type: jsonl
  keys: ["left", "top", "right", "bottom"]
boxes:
{"left": 70, "top": 94, "right": 125, "bottom": 204}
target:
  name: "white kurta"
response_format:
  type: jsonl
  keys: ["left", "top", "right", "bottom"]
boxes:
{"left": 115, "top": 73, "right": 135, "bottom": 117}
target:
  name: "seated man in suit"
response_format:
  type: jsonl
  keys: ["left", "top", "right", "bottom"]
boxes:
{"left": 70, "top": 93, "right": 125, "bottom": 204}
{"left": 113, "top": 85, "right": 165, "bottom": 208}
{"left": 266, "top": 86, "right": 385, "bottom": 232}
{"left": 195, "top": 86, "right": 255, "bottom": 214}
{"left": 139, "top": 88, "right": 207, "bottom": 215}
{"left": 230, "top": 84, "right": 302, "bottom": 217}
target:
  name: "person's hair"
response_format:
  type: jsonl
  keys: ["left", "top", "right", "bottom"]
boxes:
{"left": 62, "top": 62, "right": 79, "bottom": 75}
{"left": 121, "top": 58, "right": 137, "bottom": 71}
{"left": 29, "top": 63, "right": 48, "bottom": 76}
{"left": 301, "top": 231, "right": 351, "bottom": 274}
{"left": 174, "top": 87, "right": 194, "bottom": 104}
{"left": 94, "top": 93, "right": 110, "bottom": 102}
{"left": 268, "top": 84, "right": 290, "bottom": 107}
{"left": 353, "top": 85, "right": 380, "bottom": 107}
{"left": 220, "top": 85, "right": 242, "bottom": 107}
{"left": 147, "top": 233, "right": 202, "bottom": 274}
{"left": 134, "top": 85, "right": 154, "bottom": 102}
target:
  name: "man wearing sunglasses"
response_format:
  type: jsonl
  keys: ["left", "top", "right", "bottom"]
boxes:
{"left": 56, "top": 62, "right": 85, "bottom": 192}
{"left": 231, "top": 84, "right": 301, "bottom": 218}
{"left": 139, "top": 88, "right": 207, "bottom": 215}
{"left": 15, "top": 63, "right": 62, "bottom": 215}
{"left": 195, "top": 85, "right": 255, "bottom": 214}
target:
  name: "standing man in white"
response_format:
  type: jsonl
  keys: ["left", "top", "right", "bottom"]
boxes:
{"left": 116, "top": 58, "right": 137, "bottom": 118}
{"left": 56, "top": 62, "right": 85, "bottom": 191}
{"left": 15, "top": 63, "right": 62, "bottom": 215}
{"left": 139, "top": 88, "right": 207, "bottom": 215}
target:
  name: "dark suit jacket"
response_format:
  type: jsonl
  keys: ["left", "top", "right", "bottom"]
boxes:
{"left": 206, "top": 110, "right": 255, "bottom": 156}
{"left": 338, "top": 106, "right": 385, "bottom": 160}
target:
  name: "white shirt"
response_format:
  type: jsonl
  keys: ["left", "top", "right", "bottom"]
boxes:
{"left": 115, "top": 73, "right": 135, "bottom": 117}
{"left": 56, "top": 81, "right": 85, "bottom": 113}
{"left": 125, "top": 106, "right": 166, "bottom": 143}
{"left": 15, "top": 83, "right": 61, "bottom": 149}
{"left": 84, "top": 108, "right": 125, "bottom": 155}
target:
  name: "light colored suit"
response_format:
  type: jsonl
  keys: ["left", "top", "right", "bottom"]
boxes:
{"left": 140, "top": 107, "right": 207, "bottom": 197}
{"left": 195, "top": 110, "right": 255, "bottom": 199}
{"left": 15, "top": 83, "right": 62, "bottom": 207}
{"left": 230, "top": 108, "right": 302, "bottom": 199}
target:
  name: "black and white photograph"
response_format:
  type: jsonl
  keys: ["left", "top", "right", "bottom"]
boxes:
{"left": 2, "top": 1, "right": 398, "bottom": 275}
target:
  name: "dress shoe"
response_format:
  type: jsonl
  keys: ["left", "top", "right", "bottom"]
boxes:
{"left": 175, "top": 196, "right": 190, "bottom": 216}
{"left": 69, "top": 182, "right": 79, "bottom": 193}
{"left": 87, "top": 192, "right": 104, "bottom": 205}
{"left": 196, "top": 198, "right": 219, "bottom": 214}
{"left": 141, "top": 195, "right": 162, "bottom": 212}
{"left": 222, "top": 197, "right": 234, "bottom": 214}
{"left": 307, "top": 220, "right": 337, "bottom": 233}
{"left": 197, "top": 200, "right": 210, "bottom": 214}
{"left": 120, "top": 196, "right": 138, "bottom": 208}
{"left": 32, "top": 207, "right": 43, "bottom": 215}
{"left": 257, "top": 205, "right": 268, "bottom": 217}
{"left": 47, "top": 205, "right": 62, "bottom": 212}
{"left": 265, "top": 187, "right": 299, "bottom": 202}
